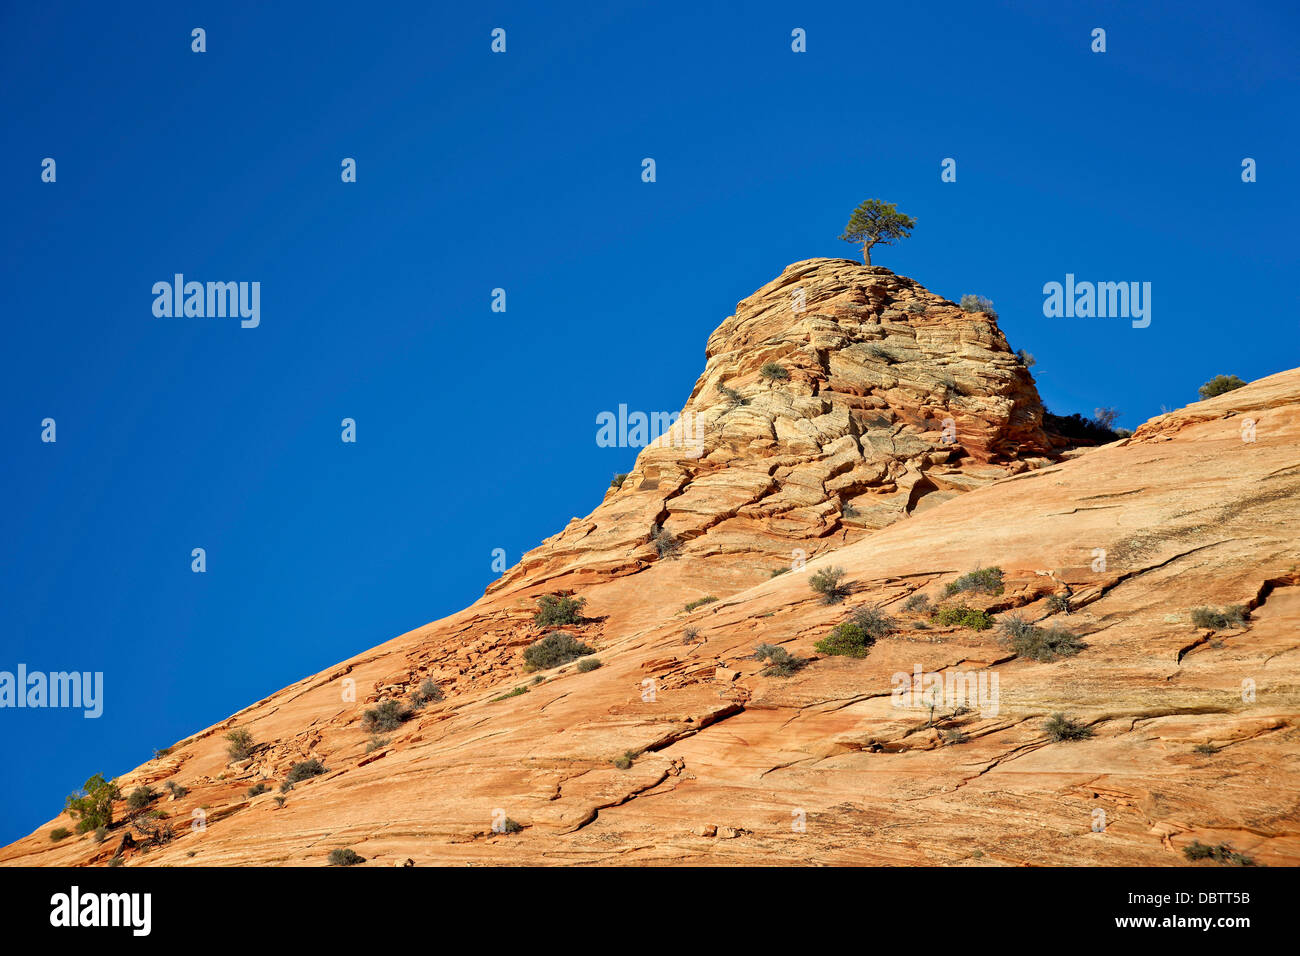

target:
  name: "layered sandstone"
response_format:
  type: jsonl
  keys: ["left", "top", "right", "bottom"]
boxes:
{"left": 491, "top": 259, "right": 1050, "bottom": 635}
{"left": 4, "top": 262, "right": 1297, "bottom": 868}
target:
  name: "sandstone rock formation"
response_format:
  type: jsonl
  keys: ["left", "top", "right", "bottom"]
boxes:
{"left": 4, "top": 261, "right": 1297, "bottom": 868}
{"left": 496, "top": 260, "right": 1049, "bottom": 597}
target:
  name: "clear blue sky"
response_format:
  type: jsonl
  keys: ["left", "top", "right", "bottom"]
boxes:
{"left": 0, "top": 1, "right": 1295, "bottom": 843}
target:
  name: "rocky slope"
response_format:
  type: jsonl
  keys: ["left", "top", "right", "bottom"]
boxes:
{"left": 5, "top": 261, "right": 1298, "bottom": 867}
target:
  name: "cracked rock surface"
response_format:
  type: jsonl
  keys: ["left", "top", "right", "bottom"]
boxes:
{"left": 5, "top": 263, "right": 1298, "bottom": 867}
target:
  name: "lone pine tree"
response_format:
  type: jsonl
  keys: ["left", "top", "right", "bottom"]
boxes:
{"left": 839, "top": 199, "right": 916, "bottom": 266}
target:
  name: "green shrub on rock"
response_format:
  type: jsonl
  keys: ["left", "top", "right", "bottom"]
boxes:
{"left": 523, "top": 632, "right": 594, "bottom": 670}
{"left": 534, "top": 594, "right": 586, "bottom": 627}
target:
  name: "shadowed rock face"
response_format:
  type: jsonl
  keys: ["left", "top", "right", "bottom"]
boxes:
{"left": 7, "top": 265, "right": 1299, "bottom": 869}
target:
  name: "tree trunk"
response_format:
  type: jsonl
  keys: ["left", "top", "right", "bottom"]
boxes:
{"left": 862, "top": 243, "right": 872, "bottom": 266}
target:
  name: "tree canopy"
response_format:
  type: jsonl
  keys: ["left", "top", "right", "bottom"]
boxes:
{"left": 839, "top": 199, "right": 916, "bottom": 265}
{"left": 64, "top": 773, "right": 119, "bottom": 832}
{"left": 1198, "top": 374, "right": 1247, "bottom": 399}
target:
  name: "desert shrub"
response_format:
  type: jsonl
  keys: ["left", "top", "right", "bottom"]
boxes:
{"left": 328, "top": 848, "right": 365, "bottom": 866}
{"left": 753, "top": 643, "right": 803, "bottom": 677}
{"left": 959, "top": 294, "right": 997, "bottom": 318}
{"left": 814, "top": 621, "right": 874, "bottom": 658}
{"left": 164, "top": 780, "right": 187, "bottom": 799}
{"left": 523, "top": 632, "right": 594, "bottom": 670}
{"left": 771, "top": 566, "right": 790, "bottom": 577}
{"left": 940, "top": 729, "right": 970, "bottom": 745}
{"left": 999, "top": 614, "right": 1036, "bottom": 642}
{"left": 284, "top": 759, "right": 327, "bottom": 786}
{"left": 1046, "top": 594, "right": 1071, "bottom": 614}
{"left": 247, "top": 783, "right": 270, "bottom": 798}
{"left": 365, "top": 736, "right": 390, "bottom": 753}
{"left": 92, "top": 826, "right": 108, "bottom": 843}
{"left": 902, "top": 593, "right": 932, "bottom": 614}
{"left": 534, "top": 593, "right": 586, "bottom": 627}
{"left": 943, "top": 567, "right": 1004, "bottom": 598}
{"left": 362, "top": 699, "right": 409, "bottom": 733}
{"left": 577, "top": 657, "right": 603, "bottom": 673}
{"left": 50, "top": 827, "right": 71, "bottom": 842}
{"left": 682, "top": 626, "right": 700, "bottom": 644}
{"left": 814, "top": 607, "right": 895, "bottom": 658}
{"left": 1043, "top": 409, "right": 1119, "bottom": 444}
{"left": 491, "top": 686, "right": 529, "bottom": 702}
{"left": 1182, "top": 841, "right": 1257, "bottom": 866}
{"left": 125, "top": 785, "right": 157, "bottom": 815}
{"left": 610, "top": 472, "right": 629, "bottom": 489}
{"left": 684, "top": 596, "right": 717, "bottom": 612}
{"left": 225, "top": 728, "right": 257, "bottom": 761}
{"left": 652, "top": 526, "right": 683, "bottom": 559}
{"left": 716, "top": 382, "right": 748, "bottom": 410}
{"left": 1193, "top": 743, "right": 1219, "bottom": 755}
{"left": 132, "top": 812, "right": 174, "bottom": 848}
{"left": 1190, "top": 605, "right": 1249, "bottom": 629}
{"left": 840, "top": 500, "right": 861, "bottom": 518}
{"left": 498, "top": 818, "right": 523, "bottom": 834}
{"left": 1043, "top": 713, "right": 1093, "bottom": 742}
{"left": 64, "top": 774, "right": 119, "bottom": 833}
{"left": 934, "top": 605, "right": 994, "bottom": 630}
{"left": 410, "top": 679, "right": 444, "bottom": 708}
{"left": 1016, "top": 349, "right": 1036, "bottom": 367}
{"left": 848, "top": 606, "right": 898, "bottom": 640}
{"left": 905, "top": 300, "right": 926, "bottom": 314}
{"left": 1198, "top": 375, "right": 1247, "bottom": 400}
{"left": 612, "top": 751, "right": 637, "bottom": 770}
{"left": 1029, "top": 625, "right": 1084, "bottom": 659}
{"left": 809, "top": 566, "right": 851, "bottom": 604}
{"left": 273, "top": 796, "right": 287, "bottom": 807}
{"left": 760, "top": 361, "right": 790, "bottom": 383}
{"left": 1001, "top": 616, "right": 1084, "bottom": 661}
